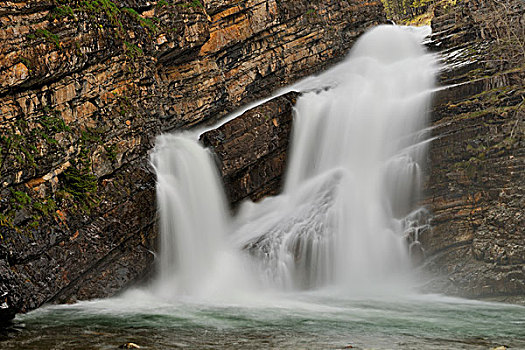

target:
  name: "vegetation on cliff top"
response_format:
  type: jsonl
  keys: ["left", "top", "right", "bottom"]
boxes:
{"left": 381, "top": 0, "right": 436, "bottom": 24}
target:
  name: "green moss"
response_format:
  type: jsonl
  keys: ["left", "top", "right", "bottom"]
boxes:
{"left": 0, "top": 191, "right": 61, "bottom": 235}
{"left": 29, "top": 111, "right": 70, "bottom": 147}
{"left": 74, "top": 40, "right": 83, "bottom": 56}
{"left": 0, "top": 128, "right": 38, "bottom": 168}
{"left": 33, "top": 199, "right": 57, "bottom": 216}
{"left": 39, "top": 111, "right": 71, "bottom": 134}
{"left": 0, "top": 212, "right": 14, "bottom": 230}
{"left": 51, "top": 4, "right": 75, "bottom": 19}
{"left": 124, "top": 41, "right": 143, "bottom": 58}
{"left": 79, "top": 0, "right": 122, "bottom": 31}
{"left": 35, "top": 29, "right": 61, "bottom": 49}
{"left": 20, "top": 145, "right": 36, "bottom": 168}
{"left": 105, "top": 144, "right": 118, "bottom": 161}
{"left": 15, "top": 117, "right": 29, "bottom": 131}
{"left": 123, "top": 7, "right": 158, "bottom": 33}
{"left": 33, "top": 128, "right": 58, "bottom": 145}
{"left": 80, "top": 127, "right": 103, "bottom": 143}
{"left": 12, "top": 190, "right": 32, "bottom": 206}
{"left": 56, "top": 124, "right": 105, "bottom": 202}
{"left": 305, "top": 9, "right": 316, "bottom": 16}
{"left": 62, "top": 166, "right": 98, "bottom": 200}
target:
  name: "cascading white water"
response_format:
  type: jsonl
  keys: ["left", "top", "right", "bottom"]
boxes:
{"left": 151, "top": 25, "right": 437, "bottom": 298}
{"left": 150, "top": 134, "right": 253, "bottom": 298}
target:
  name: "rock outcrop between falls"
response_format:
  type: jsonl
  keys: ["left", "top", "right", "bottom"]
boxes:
{"left": 200, "top": 92, "right": 298, "bottom": 207}
{"left": 0, "top": 0, "right": 385, "bottom": 321}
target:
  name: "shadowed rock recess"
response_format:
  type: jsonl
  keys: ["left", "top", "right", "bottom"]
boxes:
{"left": 0, "top": 0, "right": 385, "bottom": 320}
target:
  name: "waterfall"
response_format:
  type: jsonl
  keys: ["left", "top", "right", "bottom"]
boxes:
{"left": 151, "top": 25, "right": 437, "bottom": 298}
{"left": 150, "top": 134, "right": 254, "bottom": 298}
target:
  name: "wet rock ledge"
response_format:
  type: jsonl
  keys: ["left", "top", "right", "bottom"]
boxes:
{"left": 0, "top": 0, "right": 385, "bottom": 321}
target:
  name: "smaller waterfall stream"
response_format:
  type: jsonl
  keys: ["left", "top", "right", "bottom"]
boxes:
{"left": 151, "top": 25, "right": 437, "bottom": 298}
{"left": 151, "top": 134, "right": 253, "bottom": 298}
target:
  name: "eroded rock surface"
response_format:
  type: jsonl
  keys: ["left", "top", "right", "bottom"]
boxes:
{"left": 421, "top": 0, "right": 524, "bottom": 300}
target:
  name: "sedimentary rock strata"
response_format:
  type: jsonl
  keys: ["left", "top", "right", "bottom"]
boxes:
{"left": 200, "top": 92, "right": 298, "bottom": 207}
{"left": 422, "top": 0, "right": 524, "bottom": 300}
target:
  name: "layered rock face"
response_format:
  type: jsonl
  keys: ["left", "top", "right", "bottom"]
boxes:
{"left": 421, "top": 0, "right": 524, "bottom": 299}
{"left": 0, "top": 0, "right": 385, "bottom": 320}
{"left": 200, "top": 92, "right": 298, "bottom": 207}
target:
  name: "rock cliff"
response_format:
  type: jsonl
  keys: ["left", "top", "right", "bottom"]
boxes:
{"left": 2, "top": 0, "right": 520, "bottom": 323}
{"left": 421, "top": 0, "right": 524, "bottom": 300}
{"left": 0, "top": 0, "right": 385, "bottom": 321}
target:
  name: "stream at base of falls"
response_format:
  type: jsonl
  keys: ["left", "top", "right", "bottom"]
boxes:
{"left": 2, "top": 292, "right": 524, "bottom": 349}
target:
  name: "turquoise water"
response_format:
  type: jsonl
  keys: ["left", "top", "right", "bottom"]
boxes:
{"left": 1, "top": 290, "right": 524, "bottom": 349}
